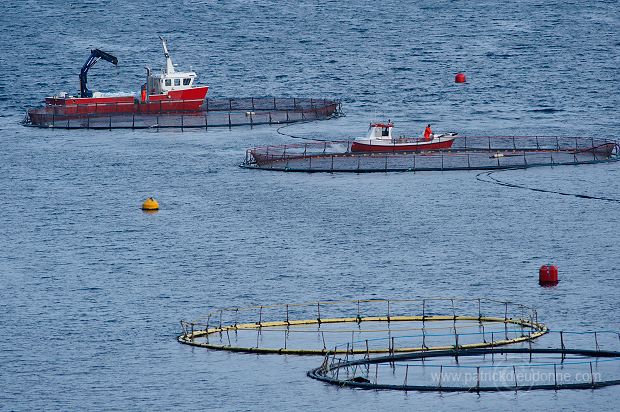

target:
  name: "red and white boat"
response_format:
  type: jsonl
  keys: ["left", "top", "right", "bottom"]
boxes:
{"left": 350, "top": 122, "right": 457, "bottom": 153}
{"left": 41, "top": 37, "right": 209, "bottom": 116}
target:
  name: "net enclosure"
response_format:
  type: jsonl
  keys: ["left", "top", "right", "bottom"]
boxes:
{"left": 242, "top": 136, "right": 619, "bottom": 172}
{"left": 308, "top": 330, "right": 620, "bottom": 392}
{"left": 178, "top": 298, "right": 547, "bottom": 355}
{"left": 24, "top": 97, "right": 341, "bottom": 129}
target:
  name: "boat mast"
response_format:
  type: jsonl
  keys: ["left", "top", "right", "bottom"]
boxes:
{"left": 159, "top": 36, "right": 175, "bottom": 75}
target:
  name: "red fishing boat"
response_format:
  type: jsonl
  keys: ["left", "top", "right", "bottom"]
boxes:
{"left": 351, "top": 122, "right": 457, "bottom": 153}
{"left": 37, "top": 37, "right": 209, "bottom": 117}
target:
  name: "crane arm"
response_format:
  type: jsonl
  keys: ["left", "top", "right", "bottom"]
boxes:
{"left": 79, "top": 49, "right": 119, "bottom": 98}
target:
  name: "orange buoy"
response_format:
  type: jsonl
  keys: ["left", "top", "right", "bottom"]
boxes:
{"left": 539, "top": 264, "right": 559, "bottom": 286}
{"left": 142, "top": 197, "right": 159, "bottom": 211}
{"left": 455, "top": 73, "right": 466, "bottom": 83}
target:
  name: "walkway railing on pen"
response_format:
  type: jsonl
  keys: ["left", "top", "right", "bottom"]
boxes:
{"left": 24, "top": 97, "right": 341, "bottom": 129}
{"left": 242, "top": 136, "right": 620, "bottom": 172}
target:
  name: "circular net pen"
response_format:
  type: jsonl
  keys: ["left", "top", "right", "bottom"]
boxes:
{"left": 24, "top": 97, "right": 341, "bottom": 129}
{"left": 308, "top": 330, "right": 620, "bottom": 392}
{"left": 241, "top": 136, "right": 619, "bottom": 172}
{"left": 178, "top": 298, "right": 547, "bottom": 355}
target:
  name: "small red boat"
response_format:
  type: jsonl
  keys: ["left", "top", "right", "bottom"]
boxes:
{"left": 350, "top": 122, "right": 457, "bottom": 153}
{"left": 39, "top": 37, "right": 209, "bottom": 116}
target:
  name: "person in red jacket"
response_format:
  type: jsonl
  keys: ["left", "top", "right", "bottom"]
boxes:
{"left": 423, "top": 124, "right": 432, "bottom": 141}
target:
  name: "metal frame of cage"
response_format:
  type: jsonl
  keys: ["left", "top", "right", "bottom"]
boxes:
{"left": 178, "top": 298, "right": 547, "bottom": 355}
{"left": 241, "top": 136, "right": 619, "bottom": 172}
{"left": 24, "top": 97, "right": 342, "bottom": 129}
{"left": 308, "top": 330, "right": 620, "bottom": 392}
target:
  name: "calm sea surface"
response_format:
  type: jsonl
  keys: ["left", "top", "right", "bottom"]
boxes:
{"left": 1, "top": 1, "right": 619, "bottom": 410}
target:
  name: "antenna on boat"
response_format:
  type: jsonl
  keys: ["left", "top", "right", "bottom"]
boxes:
{"left": 159, "top": 35, "right": 175, "bottom": 74}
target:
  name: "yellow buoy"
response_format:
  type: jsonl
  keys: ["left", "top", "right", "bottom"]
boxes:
{"left": 142, "top": 197, "right": 159, "bottom": 211}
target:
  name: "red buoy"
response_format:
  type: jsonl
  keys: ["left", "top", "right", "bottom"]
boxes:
{"left": 455, "top": 73, "right": 466, "bottom": 83}
{"left": 539, "top": 265, "right": 559, "bottom": 286}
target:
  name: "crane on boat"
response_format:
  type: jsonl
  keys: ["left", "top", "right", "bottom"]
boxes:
{"left": 79, "top": 49, "right": 118, "bottom": 98}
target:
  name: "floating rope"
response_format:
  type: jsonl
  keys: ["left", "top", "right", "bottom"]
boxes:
{"left": 476, "top": 169, "right": 620, "bottom": 203}
{"left": 276, "top": 121, "right": 345, "bottom": 142}
{"left": 276, "top": 121, "right": 316, "bottom": 141}
{"left": 275, "top": 105, "right": 346, "bottom": 142}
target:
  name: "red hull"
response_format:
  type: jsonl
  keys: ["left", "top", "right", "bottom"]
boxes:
{"left": 42, "top": 86, "right": 209, "bottom": 116}
{"left": 351, "top": 138, "right": 455, "bottom": 153}
{"left": 145, "top": 87, "right": 209, "bottom": 112}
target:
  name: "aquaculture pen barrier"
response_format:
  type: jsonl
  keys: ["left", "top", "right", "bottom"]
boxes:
{"left": 242, "top": 136, "right": 619, "bottom": 172}
{"left": 24, "top": 97, "right": 341, "bottom": 129}
{"left": 178, "top": 298, "right": 546, "bottom": 355}
{"left": 308, "top": 330, "right": 620, "bottom": 392}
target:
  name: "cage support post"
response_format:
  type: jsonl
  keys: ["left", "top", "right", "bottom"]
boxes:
{"left": 438, "top": 365, "right": 443, "bottom": 391}
{"left": 256, "top": 327, "right": 260, "bottom": 348}
{"left": 404, "top": 365, "right": 409, "bottom": 388}
{"left": 375, "top": 363, "right": 378, "bottom": 385}
{"left": 595, "top": 332, "right": 599, "bottom": 352}
{"left": 205, "top": 315, "right": 211, "bottom": 343}
{"left": 451, "top": 299, "right": 456, "bottom": 322}
{"left": 513, "top": 365, "right": 518, "bottom": 390}
{"left": 285, "top": 304, "right": 289, "bottom": 325}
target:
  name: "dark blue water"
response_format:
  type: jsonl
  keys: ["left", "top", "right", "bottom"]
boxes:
{"left": 1, "top": 1, "right": 619, "bottom": 410}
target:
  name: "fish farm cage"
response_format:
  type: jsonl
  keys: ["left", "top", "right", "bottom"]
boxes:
{"left": 178, "top": 298, "right": 546, "bottom": 355}
{"left": 242, "top": 136, "right": 619, "bottom": 172}
{"left": 308, "top": 330, "right": 620, "bottom": 392}
{"left": 24, "top": 97, "right": 341, "bottom": 129}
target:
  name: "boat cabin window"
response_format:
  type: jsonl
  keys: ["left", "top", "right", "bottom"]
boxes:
{"left": 382, "top": 127, "right": 390, "bottom": 137}
{"left": 174, "top": 78, "right": 181, "bottom": 86}
{"left": 183, "top": 78, "right": 191, "bottom": 86}
{"left": 165, "top": 79, "right": 172, "bottom": 87}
